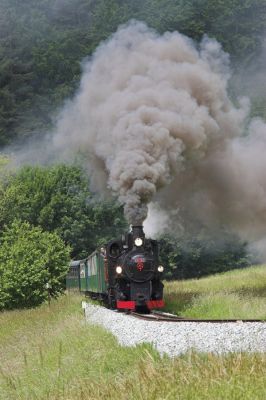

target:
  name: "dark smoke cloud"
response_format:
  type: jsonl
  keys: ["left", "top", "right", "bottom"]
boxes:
{"left": 54, "top": 23, "right": 245, "bottom": 215}
{"left": 52, "top": 21, "right": 266, "bottom": 256}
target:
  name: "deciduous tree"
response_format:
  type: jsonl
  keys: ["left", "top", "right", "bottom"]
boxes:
{"left": 0, "top": 220, "right": 71, "bottom": 310}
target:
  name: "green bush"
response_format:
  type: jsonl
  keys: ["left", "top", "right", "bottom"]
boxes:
{"left": 159, "top": 233, "right": 249, "bottom": 280}
{"left": 0, "top": 220, "right": 71, "bottom": 310}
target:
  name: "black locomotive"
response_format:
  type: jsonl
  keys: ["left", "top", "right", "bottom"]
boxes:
{"left": 106, "top": 225, "right": 164, "bottom": 310}
{"left": 66, "top": 225, "right": 164, "bottom": 311}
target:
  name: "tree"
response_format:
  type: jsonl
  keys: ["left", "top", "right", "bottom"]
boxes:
{"left": 0, "top": 164, "right": 127, "bottom": 258}
{"left": 159, "top": 232, "right": 249, "bottom": 280}
{"left": 0, "top": 220, "right": 71, "bottom": 310}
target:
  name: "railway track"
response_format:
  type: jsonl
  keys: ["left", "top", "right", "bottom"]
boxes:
{"left": 130, "top": 310, "right": 265, "bottom": 323}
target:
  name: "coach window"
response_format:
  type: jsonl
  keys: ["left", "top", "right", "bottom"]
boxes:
{"left": 87, "top": 261, "right": 91, "bottom": 276}
{"left": 80, "top": 263, "right": 86, "bottom": 278}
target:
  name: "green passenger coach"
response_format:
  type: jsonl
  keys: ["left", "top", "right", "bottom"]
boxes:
{"left": 66, "top": 250, "right": 107, "bottom": 295}
{"left": 66, "top": 260, "right": 81, "bottom": 290}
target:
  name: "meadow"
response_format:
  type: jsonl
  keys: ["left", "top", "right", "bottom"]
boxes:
{"left": 164, "top": 265, "right": 266, "bottom": 319}
{"left": 0, "top": 265, "right": 265, "bottom": 399}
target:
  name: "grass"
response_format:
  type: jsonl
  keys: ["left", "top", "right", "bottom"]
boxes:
{"left": 0, "top": 292, "right": 265, "bottom": 399}
{"left": 164, "top": 265, "right": 266, "bottom": 319}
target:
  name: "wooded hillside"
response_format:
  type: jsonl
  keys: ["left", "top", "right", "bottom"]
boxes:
{"left": 0, "top": 0, "right": 266, "bottom": 145}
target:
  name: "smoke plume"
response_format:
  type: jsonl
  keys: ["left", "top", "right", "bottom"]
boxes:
{"left": 54, "top": 21, "right": 266, "bottom": 251}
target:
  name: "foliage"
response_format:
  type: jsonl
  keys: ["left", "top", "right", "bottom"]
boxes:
{"left": 0, "top": 0, "right": 265, "bottom": 144}
{"left": 0, "top": 220, "right": 70, "bottom": 310}
{"left": 183, "top": 0, "right": 266, "bottom": 62}
{"left": 0, "top": 164, "right": 127, "bottom": 258}
{"left": 0, "top": 154, "right": 10, "bottom": 182}
{"left": 159, "top": 232, "right": 249, "bottom": 280}
{"left": 250, "top": 96, "right": 266, "bottom": 120}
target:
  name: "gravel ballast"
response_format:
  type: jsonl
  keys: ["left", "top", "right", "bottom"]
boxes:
{"left": 84, "top": 303, "right": 266, "bottom": 357}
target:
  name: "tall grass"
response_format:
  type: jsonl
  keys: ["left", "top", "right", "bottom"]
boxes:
{"left": 164, "top": 265, "right": 266, "bottom": 319}
{"left": 0, "top": 293, "right": 265, "bottom": 399}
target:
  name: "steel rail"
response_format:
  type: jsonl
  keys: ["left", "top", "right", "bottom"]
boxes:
{"left": 130, "top": 311, "right": 265, "bottom": 323}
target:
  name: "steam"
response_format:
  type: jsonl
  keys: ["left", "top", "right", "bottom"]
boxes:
{"left": 54, "top": 21, "right": 266, "bottom": 250}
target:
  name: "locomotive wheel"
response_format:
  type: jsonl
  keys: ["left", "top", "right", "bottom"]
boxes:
{"left": 108, "top": 290, "right": 117, "bottom": 310}
{"left": 136, "top": 305, "right": 150, "bottom": 314}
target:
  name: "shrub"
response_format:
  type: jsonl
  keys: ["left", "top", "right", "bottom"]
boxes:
{"left": 159, "top": 233, "right": 249, "bottom": 280}
{"left": 0, "top": 220, "right": 71, "bottom": 310}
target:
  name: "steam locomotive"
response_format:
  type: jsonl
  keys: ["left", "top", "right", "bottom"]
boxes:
{"left": 66, "top": 226, "right": 164, "bottom": 311}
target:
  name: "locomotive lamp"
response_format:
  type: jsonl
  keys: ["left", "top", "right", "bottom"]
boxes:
{"left": 134, "top": 237, "right": 143, "bottom": 247}
{"left": 116, "top": 266, "right": 123, "bottom": 274}
{"left": 158, "top": 265, "right": 164, "bottom": 272}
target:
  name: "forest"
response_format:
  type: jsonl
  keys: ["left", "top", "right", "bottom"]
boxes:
{"left": 1, "top": 0, "right": 266, "bottom": 145}
{"left": 0, "top": 0, "right": 265, "bottom": 308}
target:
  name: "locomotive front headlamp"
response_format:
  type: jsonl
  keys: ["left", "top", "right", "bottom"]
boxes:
{"left": 116, "top": 266, "right": 122, "bottom": 274}
{"left": 134, "top": 238, "right": 143, "bottom": 247}
{"left": 158, "top": 265, "right": 164, "bottom": 273}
